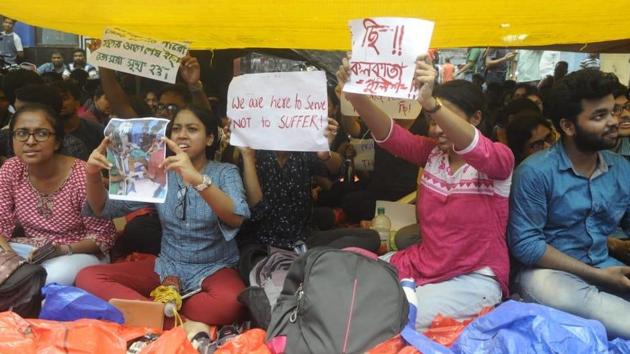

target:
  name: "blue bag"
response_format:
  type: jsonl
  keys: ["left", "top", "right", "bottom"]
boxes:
{"left": 39, "top": 284, "right": 124, "bottom": 324}
{"left": 451, "top": 300, "right": 610, "bottom": 354}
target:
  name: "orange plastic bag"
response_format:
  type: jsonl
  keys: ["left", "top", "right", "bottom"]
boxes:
{"left": 215, "top": 329, "right": 272, "bottom": 354}
{"left": 140, "top": 326, "right": 197, "bottom": 354}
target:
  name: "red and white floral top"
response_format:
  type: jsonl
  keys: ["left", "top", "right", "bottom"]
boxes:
{"left": 0, "top": 157, "right": 116, "bottom": 253}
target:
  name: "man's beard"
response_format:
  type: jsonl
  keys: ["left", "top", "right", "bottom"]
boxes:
{"left": 574, "top": 123, "right": 618, "bottom": 152}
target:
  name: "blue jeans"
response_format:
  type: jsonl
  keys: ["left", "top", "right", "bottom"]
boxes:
{"left": 517, "top": 268, "right": 630, "bottom": 339}
{"left": 381, "top": 252, "right": 502, "bottom": 330}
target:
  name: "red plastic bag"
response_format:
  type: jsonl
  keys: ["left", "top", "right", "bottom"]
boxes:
{"left": 215, "top": 329, "right": 272, "bottom": 354}
{"left": 424, "top": 306, "right": 493, "bottom": 347}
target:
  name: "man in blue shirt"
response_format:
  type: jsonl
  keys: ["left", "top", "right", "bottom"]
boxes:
{"left": 509, "top": 69, "right": 630, "bottom": 339}
{"left": 36, "top": 51, "right": 69, "bottom": 75}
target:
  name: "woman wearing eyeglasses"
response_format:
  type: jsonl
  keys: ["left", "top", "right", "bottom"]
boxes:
{"left": 506, "top": 111, "right": 556, "bottom": 166}
{"left": 0, "top": 103, "right": 116, "bottom": 285}
{"left": 76, "top": 105, "right": 250, "bottom": 328}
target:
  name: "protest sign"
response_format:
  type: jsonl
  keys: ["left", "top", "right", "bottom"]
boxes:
{"left": 227, "top": 71, "right": 330, "bottom": 152}
{"left": 104, "top": 118, "right": 170, "bottom": 203}
{"left": 350, "top": 137, "right": 375, "bottom": 172}
{"left": 90, "top": 27, "right": 189, "bottom": 84}
{"left": 343, "top": 17, "right": 434, "bottom": 100}
{"left": 341, "top": 94, "right": 422, "bottom": 120}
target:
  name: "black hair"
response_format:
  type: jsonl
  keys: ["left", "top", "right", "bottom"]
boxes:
{"left": 434, "top": 79, "right": 485, "bottom": 118}
{"left": 169, "top": 104, "right": 219, "bottom": 159}
{"left": 612, "top": 81, "right": 628, "bottom": 99}
{"left": 506, "top": 111, "right": 552, "bottom": 164}
{"left": 158, "top": 84, "right": 192, "bottom": 104}
{"left": 2, "top": 17, "right": 16, "bottom": 24}
{"left": 40, "top": 71, "right": 63, "bottom": 84}
{"left": 10, "top": 103, "right": 65, "bottom": 152}
{"left": 52, "top": 80, "right": 82, "bottom": 101}
{"left": 15, "top": 84, "right": 63, "bottom": 115}
{"left": 69, "top": 69, "right": 88, "bottom": 88}
{"left": 72, "top": 48, "right": 86, "bottom": 56}
{"left": 513, "top": 83, "right": 539, "bottom": 98}
{"left": 50, "top": 50, "right": 63, "bottom": 58}
{"left": 546, "top": 69, "right": 617, "bottom": 134}
{"left": 3, "top": 69, "right": 44, "bottom": 105}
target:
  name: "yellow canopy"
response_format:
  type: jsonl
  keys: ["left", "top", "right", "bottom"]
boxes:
{"left": 1, "top": 1, "right": 628, "bottom": 51}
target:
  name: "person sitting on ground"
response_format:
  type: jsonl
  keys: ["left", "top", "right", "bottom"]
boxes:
{"left": 64, "top": 48, "right": 97, "bottom": 80}
{"left": 37, "top": 51, "right": 68, "bottom": 76}
{"left": 0, "top": 103, "right": 116, "bottom": 285}
{"left": 506, "top": 111, "right": 555, "bottom": 165}
{"left": 53, "top": 81, "right": 104, "bottom": 155}
{"left": 493, "top": 98, "right": 541, "bottom": 144}
{"left": 607, "top": 81, "right": 630, "bottom": 266}
{"left": 2, "top": 84, "right": 90, "bottom": 161}
{"left": 338, "top": 55, "right": 514, "bottom": 330}
{"left": 78, "top": 85, "right": 111, "bottom": 125}
{"left": 611, "top": 81, "right": 630, "bottom": 160}
{"left": 76, "top": 105, "right": 249, "bottom": 328}
{"left": 508, "top": 69, "right": 630, "bottom": 339}
{"left": 236, "top": 118, "right": 380, "bottom": 256}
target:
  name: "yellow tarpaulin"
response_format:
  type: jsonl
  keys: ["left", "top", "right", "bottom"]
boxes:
{"left": 0, "top": 1, "right": 628, "bottom": 50}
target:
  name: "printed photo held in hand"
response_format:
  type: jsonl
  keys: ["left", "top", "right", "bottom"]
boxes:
{"left": 227, "top": 71, "right": 330, "bottom": 152}
{"left": 343, "top": 17, "right": 434, "bottom": 100}
{"left": 103, "top": 118, "right": 169, "bottom": 203}
{"left": 89, "top": 27, "right": 190, "bottom": 84}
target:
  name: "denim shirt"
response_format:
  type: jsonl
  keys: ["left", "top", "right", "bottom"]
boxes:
{"left": 84, "top": 161, "right": 250, "bottom": 293}
{"left": 508, "top": 142, "right": 630, "bottom": 268}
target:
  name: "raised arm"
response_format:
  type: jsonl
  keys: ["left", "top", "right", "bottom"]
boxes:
{"left": 316, "top": 118, "right": 343, "bottom": 174}
{"left": 99, "top": 68, "right": 138, "bottom": 118}
{"left": 239, "top": 147, "right": 263, "bottom": 207}
{"left": 179, "top": 55, "right": 212, "bottom": 111}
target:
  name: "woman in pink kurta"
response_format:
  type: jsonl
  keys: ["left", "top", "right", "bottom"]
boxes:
{"left": 0, "top": 104, "right": 116, "bottom": 285}
{"left": 338, "top": 56, "right": 514, "bottom": 330}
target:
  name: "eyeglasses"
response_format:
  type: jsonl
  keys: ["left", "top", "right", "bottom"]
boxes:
{"left": 527, "top": 131, "right": 556, "bottom": 151}
{"left": 12, "top": 128, "right": 55, "bottom": 142}
{"left": 613, "top": 102, "right": 630, "bottom": 116}
{"left": 175, "top": 184, "right": 187, "bottom": 221}
{"left": 157, "top": 103, "right": 180, "bottom": 118}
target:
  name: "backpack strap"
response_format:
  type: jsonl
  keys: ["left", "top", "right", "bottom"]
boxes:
{"left": 399, "top": 279, "right": 452, "bottom": 354}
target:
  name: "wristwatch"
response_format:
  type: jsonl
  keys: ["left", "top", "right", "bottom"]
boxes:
{"left": 424, "top": 97, "right": 442, "bottom": 114}
{"left": 194, "top": 174, "right": 212, "bottom": 192}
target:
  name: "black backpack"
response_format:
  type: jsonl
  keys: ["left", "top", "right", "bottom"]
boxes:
{"left": 0, "top": 263, "right": 47, "bottom": 318}
{"left": 266, "top": 247, "right": 408, "bottom": 354}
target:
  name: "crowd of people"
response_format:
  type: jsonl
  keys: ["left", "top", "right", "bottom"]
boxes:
{"left": 1, "top": 15, "right": 630, "bottom": 349}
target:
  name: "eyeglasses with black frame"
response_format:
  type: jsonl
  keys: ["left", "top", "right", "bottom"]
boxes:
{"left": 156, "top": 103, "right": 180, "bottom": 118}
{"left": 12, "top": 128, "right": 55, "bottom": 142}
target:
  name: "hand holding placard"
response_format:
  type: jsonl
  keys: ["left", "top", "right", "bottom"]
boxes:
{"left": 342, "top": 17, "right": 434, "bottom": 100}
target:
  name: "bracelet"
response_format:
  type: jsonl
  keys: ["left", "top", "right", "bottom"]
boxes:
{"left": 65, "top": 244, "right": 73, "bottom": 256}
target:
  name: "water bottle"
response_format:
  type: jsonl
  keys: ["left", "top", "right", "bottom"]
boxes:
{"left": 372, "top": 207, "right": 391, "bottom": 254}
